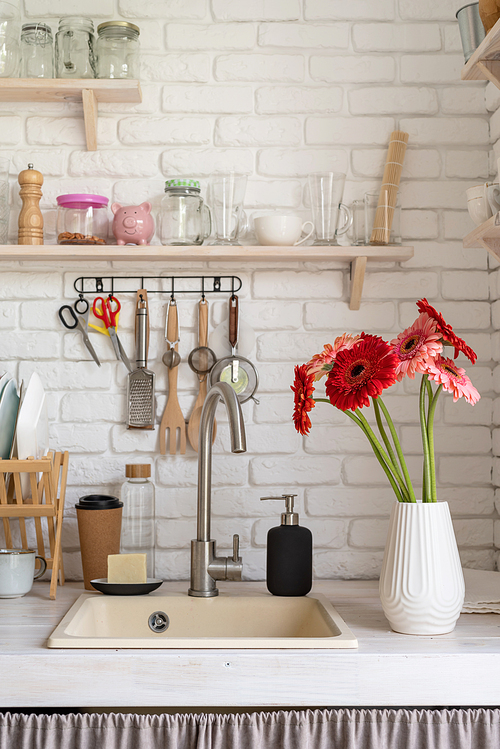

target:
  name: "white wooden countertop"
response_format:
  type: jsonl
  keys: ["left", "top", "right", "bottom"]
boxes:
{"left": 1, "top": 579, "right": 499, "bottom": 709}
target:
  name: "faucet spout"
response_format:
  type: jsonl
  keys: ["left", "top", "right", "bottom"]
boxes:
{"left": 189, "top": 382, "right": 247, "bottom": 597}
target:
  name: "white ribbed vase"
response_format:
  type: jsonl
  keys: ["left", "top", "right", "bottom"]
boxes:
{"left": 379, "top": 501, "right": 465, "bottom": 635}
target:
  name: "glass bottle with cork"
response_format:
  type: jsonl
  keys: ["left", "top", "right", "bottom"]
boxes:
{"left": 120, "top": 464, "right": 155, "bottom": 579}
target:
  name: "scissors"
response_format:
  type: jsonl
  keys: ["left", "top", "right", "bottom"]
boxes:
{"left": 58, "top": 296, "right": 101, "bottom": 367}
{"left": 92, "top": 295, "right": 132, "bottom": 372}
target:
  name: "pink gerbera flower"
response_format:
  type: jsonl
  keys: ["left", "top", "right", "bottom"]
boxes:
{"left": 390, "top": 313, "right": 443, "bottom": 381}
{"left": 307, "top": 334, "right": 362, "bottom": 381}
{"left": 424, "top": 355, "right": 480, "bottom": 404}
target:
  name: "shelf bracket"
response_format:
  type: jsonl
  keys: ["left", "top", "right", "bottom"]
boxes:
{"left": 349, "top": 256, "right": 367, "bottom": 311}
{"left": 82, "top": 89, "right": 98, "bottom": 151}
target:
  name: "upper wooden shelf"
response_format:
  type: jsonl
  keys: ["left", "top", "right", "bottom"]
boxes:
{"left": 0, "top": 79, "right": 142, "bottom": 150}
{"left": 463, "top": 212, "right": 500, "bottom": 260}
{"left": 461, "top": 17, "right": 500, "bottom": 87}
{"left": 0, "top": 243, "right": 414, "bottom": 310}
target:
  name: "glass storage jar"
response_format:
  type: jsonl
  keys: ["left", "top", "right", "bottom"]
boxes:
{"left": 21, "top": 22, "right": 53, "bottom": 78}
{"left": 56, "top": 194, "right": 109, "bottom": 245}
{"left": 55, "top": 16, "right": 96, "bottom": 79}
{"left": 96, "top": 21, "right": 140, "bottom": 79}
{"left": 160, "top": 179, "right": 211, "bottom": 246}
{"left": 120, "top": 464, "right": 155, "bottom": 579}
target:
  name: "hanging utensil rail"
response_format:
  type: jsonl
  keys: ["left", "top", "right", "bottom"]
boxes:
{"left": 73, "top": 275, "right": 242, "bottom": 297}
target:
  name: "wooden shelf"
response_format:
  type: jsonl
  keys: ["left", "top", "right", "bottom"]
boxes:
{"left": 461, "top": 17, "right": 500, "bottom": 87}
{"left": 0, "top": 79, "right": 142, "bottom": 150}
{"left": 0, "top": 243, "right": 413, "bottom": 309}
{"left": 463, "top": 212, "right": 500, "bottom": 260}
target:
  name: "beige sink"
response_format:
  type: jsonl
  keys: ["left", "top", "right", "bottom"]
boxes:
{"left": 48, "top": 591, "right": 357, "bottom": 649}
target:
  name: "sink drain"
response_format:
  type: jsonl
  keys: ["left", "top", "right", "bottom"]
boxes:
{"left": 148, "top": 611, "right": 169, "bottom": 633}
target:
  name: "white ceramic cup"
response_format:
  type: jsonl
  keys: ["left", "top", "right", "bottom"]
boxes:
{"left": 466, "top": 182, "right": 500, "bottom": 225}
{"left": 254, "top": 215, "right": 314, "bottom": 246}
{"left": 0, "top": 548, "right": 47, "bottom": 598}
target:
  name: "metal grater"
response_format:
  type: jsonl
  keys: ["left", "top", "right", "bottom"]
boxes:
{"left": 127, "top": 294, "right": 155, "bottom": 429}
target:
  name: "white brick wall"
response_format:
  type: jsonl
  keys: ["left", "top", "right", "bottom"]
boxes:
{"left": 0, "top": 0, "right": 496, "bottom": 581}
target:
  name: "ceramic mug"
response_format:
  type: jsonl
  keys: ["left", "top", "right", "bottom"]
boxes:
{"left": 0, "top": 548, "right": 47, "bottom": 598}
{"left": 254, "top": 215, "right": 314, "bottom": 246}
{"left": 466, "top": 182, "right": 500, "bottom": 225}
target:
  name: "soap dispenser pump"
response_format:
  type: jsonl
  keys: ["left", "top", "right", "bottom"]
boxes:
{"left": 260, "top": 494, "right": 312, "bottom": 596}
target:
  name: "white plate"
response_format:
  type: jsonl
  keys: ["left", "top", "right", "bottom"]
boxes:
{"left": 0, "top": 378, "right": 19, "bottom": 459}
{"left": 16, "top": 372, "right": 48, "bottom": 461}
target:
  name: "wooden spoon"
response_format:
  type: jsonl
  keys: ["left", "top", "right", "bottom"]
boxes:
{"left": 187, "top": 299, "right": 217, "bottom": 452}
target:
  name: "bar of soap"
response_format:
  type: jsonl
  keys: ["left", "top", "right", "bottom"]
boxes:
{"left": 107, "top": 553, "right": 147, "bottom": 584}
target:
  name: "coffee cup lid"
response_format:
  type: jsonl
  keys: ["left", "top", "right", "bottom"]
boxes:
{"left": 75, "top": 495, "right": 123, "bottom": 510}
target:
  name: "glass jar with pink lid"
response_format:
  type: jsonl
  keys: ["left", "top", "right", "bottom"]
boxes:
{"left": 56, "top": 193, "right": 109, "bottom": 245}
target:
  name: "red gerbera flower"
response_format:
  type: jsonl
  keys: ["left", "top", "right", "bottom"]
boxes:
{"left": 325, "top": 335, "right": 398, "bottom": 412}
{"left": 416, "top": 298, "right": 477, "bottom": 364}
{"left": 291, "top": 364, "right": 316, "bottom": 435}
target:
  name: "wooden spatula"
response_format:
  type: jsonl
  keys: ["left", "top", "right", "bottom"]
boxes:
{"left": 159, "top": 300, "right": 186, "bottom": 455}
{"left": 187, "top": 299, "right": 217, "bottom": 452}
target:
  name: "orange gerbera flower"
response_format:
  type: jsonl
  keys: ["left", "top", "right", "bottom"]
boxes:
{"left": 416, "top": 298, "right": 477, "bottom": 364}
{"left": 291, "top": 364, "right": 316, "bottom": 435}
{"left": 307, "top": 334, "right": 362, "bottom": 381}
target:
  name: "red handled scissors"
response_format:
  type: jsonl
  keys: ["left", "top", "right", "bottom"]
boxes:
{"left": 92, "top": 295, "right": 132, "bottom": 372}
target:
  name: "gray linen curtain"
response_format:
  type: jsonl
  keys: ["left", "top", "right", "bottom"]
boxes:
{"left": 1, "top": 708, "right": 500, "bottom": 748}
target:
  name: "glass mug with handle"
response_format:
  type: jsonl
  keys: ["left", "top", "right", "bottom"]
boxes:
{"left": 0, "top": 548, "right": 47, "bottom": 598}
{"left": 308, "top": 171, "right": 352, "bottom": 246}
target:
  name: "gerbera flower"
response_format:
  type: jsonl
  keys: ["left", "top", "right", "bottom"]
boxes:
{"left": 425, "top": 355, "right": 480, "bottom": 404}
{"left": 307, "top": 333, "right": 362, "bottom": 381}
{"left": 416, "top": 298, "right": 477, "bottom": 364}
{"left": 291, "top": 364, "right": 316, "bottom": 435}
{"left": 325, "top": 335, "right": 399, "bottom": 411}
{"left": 390, "top": 313, "right": 443, "bottom": 381}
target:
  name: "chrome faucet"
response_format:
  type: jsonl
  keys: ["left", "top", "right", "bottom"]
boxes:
{"left": 188, "top": 382, "right": 247, "bottom": 597}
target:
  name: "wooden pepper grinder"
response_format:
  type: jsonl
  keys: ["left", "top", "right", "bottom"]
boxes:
{"left": 18, "top": 163, "right": 43, "bottom": 245}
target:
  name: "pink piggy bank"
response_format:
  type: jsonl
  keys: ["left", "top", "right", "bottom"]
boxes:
{"left": 111, "top": 202, "right": 155, "bottom": 246}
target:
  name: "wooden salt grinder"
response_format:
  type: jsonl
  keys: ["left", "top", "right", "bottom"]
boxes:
{"left": 18, "top": 163, "right": 43, "bottom": 245}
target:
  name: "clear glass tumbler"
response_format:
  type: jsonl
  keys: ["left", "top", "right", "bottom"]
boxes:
{"left": 365, "top": 190, "right": 401, "bottom": 245}
{"left": 308, "top": 172, "right": 352, "bottom": 246}
{"left": 96, "top": 21, "right": 140, "bottom": 79}
{"left": 207, "top": 172, "right": 248, "bottom": 246}
{"left": 160, "top": 179, "right": 211, "bottom": 246}
{"left": 55, "top": 17, "right": 96, "bottom": 79}
{"left": 21, "top": 22, "right": 53, "bottom": 78}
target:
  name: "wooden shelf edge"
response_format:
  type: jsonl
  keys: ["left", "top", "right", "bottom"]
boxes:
{"left": 0, "top": 244, "right": 415, "bottom": 263}
{"left": 0, "top": 78, "right": 142, "bottom": 103}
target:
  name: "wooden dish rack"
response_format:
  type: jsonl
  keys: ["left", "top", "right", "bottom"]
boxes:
{"left": 0, "top": 451, "right": 69, "bottom": 600}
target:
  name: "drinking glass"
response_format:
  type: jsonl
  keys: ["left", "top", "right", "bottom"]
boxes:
{"left": 308, "top": 172, "right": 352, "bottom": 246}
{"left": 365, "top": 190, "right": 401, "bottom": 245}
{"left": 0, "top": 157, "right": 10, "bottom": 244}
{"left": 207, "top": 172, "right": 248, "bottom": 246}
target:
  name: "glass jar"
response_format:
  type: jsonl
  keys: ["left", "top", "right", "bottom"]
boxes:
{"left": 21, "top": 23, "right": 53, "bottom": 79}
{"left": 120, "top": 464, "right": 155, "bottom": 579}
{"left": 96, "top": 21, "right": 140, "bottom": 79}
{"left": 56, "top": 194, "right": 109, "bottom": 245}
{"left": 55, "top": 16, "right": 96, "bottom": 79}
{"left": 160, "top": 179, "right": 212, "bottom": 246}
{"left": 0, "top": 1, "right": 20, "bottom": 77}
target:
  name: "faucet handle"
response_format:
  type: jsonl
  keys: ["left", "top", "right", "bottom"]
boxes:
{"left": 232, "top": 533, "right": 241, "bottom": 563}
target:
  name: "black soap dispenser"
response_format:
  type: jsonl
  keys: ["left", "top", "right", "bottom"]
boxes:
{"left": 261, "top": 494, "right": 312, "bottom": 596}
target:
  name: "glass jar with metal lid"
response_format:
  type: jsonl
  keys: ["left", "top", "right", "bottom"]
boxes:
{"left": 20, "top": 22, "right": 53, "bottom": 78}
{"left": 96, "top": 21, "right": 140, "bottom": 79}
{"left": 160, "top": 179, "right": 212, "bottom": 246}
{"left": 56, "top": 193, "right": 109, "bottom": 245}
{"left": 55, "top": 16, "right": 96, "bottom": 78}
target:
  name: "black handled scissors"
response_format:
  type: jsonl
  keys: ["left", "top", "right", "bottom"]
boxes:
{"left": 58, "top": 296, "right": 101, "bottom": 367}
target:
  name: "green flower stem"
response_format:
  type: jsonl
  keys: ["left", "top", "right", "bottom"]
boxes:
{"left": 427, "top": 383, "right": 442, "bottom": 503}
{"left": 419, "top": 375, "right": 433, "bottom": 503}
{"left": 344, "top": 409, "right": 405, "bottom": 502}
{"left": 372, "top": 398, "right": 404, "bottom": 486}
{"left": 376, "top": 396, "right": 416, "bottom": 503}
{"left": 353, "top": 408, "right": 411, "bottom": 502}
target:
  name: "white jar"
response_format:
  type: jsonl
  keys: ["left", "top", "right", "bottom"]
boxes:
{"left": 96, "top": 21, "right": 140, "bottom": 79}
